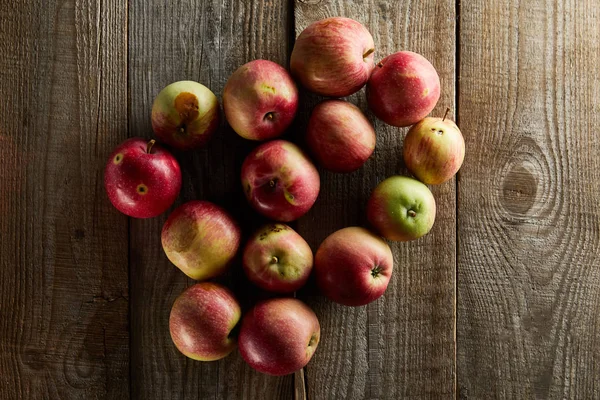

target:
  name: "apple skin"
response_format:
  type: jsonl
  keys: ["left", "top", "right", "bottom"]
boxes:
{"left": 223, "top": 60, "right": 299, "bottom": 141}
{"left": 238, "top": 298, "right": 320, "bottom": 376}
{"left": 241, "top": 140, "right": 320, "bottom": 222}
{"left": 403, "top": 117, "right": 465, "bottom": 185}
{"left": 367, "top": 176, "right": 436, "bottom": 241}
{"left": 104, "top": 138, "right": 181, "bottom": 218}
{"left": 151, "top": 80, "right": 220, "bottom": 150}
{"left": 290, "top": 17, "right": 375, "bottom": 97}
{"left": 161, "top": 201, "right": 241, "bottom": 280}
{"left": 367, "top": 51, "right": 440, "bottom": 127}
{"left": 169, "top": 282, "right": 241, "bottom": 361}
{"left": 315, "top": 227, "right": 393, "bottom": 306}
{"left": 306, "top": 100, "right": 376, "bottom": 173}
{"left": 243, "top": 223, "right": 313, "bottom": 293}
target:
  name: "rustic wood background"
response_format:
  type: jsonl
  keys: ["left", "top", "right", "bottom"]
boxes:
{"left": 0, "top": 0, "right": 598, "bottom": 399}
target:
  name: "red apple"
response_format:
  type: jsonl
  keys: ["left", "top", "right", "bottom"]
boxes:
{"left": 238, "top": 298, "right": 320, "bottom": 376}
{"left": 241, "top": 140, "right": 320, "bottom": 222}
{"left": 169, "top": 282, "right": 241, "bottom": 361}
{"left": 367, "top": 176, "right": 436, "bottom": 241}
{"left": 151, "top": 80, "right": 220, "bottom": 150}
{"left": 315, "top": 227, "right": 393, "bottom": 306}
{"left": 403, "top": 113, "right": 465, "bottom": 184}
{"left": 306, "top": 100, "right": 375, "bottom": 173}
{"left": 223, "top": 60, "right": 299, "bottom": 141}
{"left": 291, "top": 17, "right": 375, "bottom": 97}
{"left": 243, "top": 223, "right": 313, "bottom": 293}
{"left": 161, "top": 201, "right": 241, "bottom": 280}
{"left": 104, "top": 138, "right": 181, "bottom": 218}
{"left": 367, "top": 51, "right": 440, "bottom": 127}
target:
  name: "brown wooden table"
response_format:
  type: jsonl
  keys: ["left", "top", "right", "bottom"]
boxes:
{"left": 1, "top": 0, "right": 599, "bottom": 399}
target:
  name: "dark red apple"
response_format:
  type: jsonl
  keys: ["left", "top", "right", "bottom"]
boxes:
{"left": 306, "top": 100, "right": 376, "bottom": 173}
{"left": 291, "top": 17, "right": 375, "bottom": 97}
{"left": 243, "top": 223, "right": 313, "bottom": 293}
{"left": 169, "top": 282, "right": 241, "bottom": 361}
{"left": 223, "top": 60, "right": 298, "bottom": 141}
{"left": 238, "top": 298, "right": 320, "bottom": 376}
{"left": 161, "top": 201, "right": 241, "bottom": 281}
{"left": 241, "top": 140, "right": 320, "bottom": 222}
{"left": 315, "top": 227, "right": 394, "bottom": 306}
{"left": 104, "top": 138, "right": 181, "bottom": 218}
{"left": 367, "top": 51, "right": 440, "bottom": 127}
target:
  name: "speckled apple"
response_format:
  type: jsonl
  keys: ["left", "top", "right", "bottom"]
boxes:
{"left": 367, "top": 51, "right": 440, "bottom": 127}
{"left": 223, "top": 60, "right": 298, "bottom": 141}
{"left": 291, "top": 17, "right": 375, "bottom": 97}
{"left": 241, "top": 140, "right": 320, "bottom": 222}
{"left": 151, "top": 80, "right": 220, "bottom": 150}
{"left": 243, "top": 223, "right": 313, "bottom": 293}
{"left": 238, "top": 298, "right": 320, "bottom": 376}
{"left": 306, "top": 100, "right": 375, "bottom": 173}
{"left": 315, "top": 227, "right": 393, "bottom": 306}
{"left": 367, "top": 176, "right": 436, "bottom": 241}
{"left": 403, "top": 115, "right": 465, "bottom": 185}
{"left": 169, "top": 282, "right": 241, "bottom": 361}
{"left": 104, "top": 138, "right": 181, "bottom": 218}
{"left": 161, "top": 201, "right": 241, "bottom": 280}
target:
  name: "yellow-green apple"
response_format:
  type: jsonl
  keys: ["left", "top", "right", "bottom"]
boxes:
{"left": 241, "top": 140, "right": 320, "bottom": 222}
{"left": 169, "top": 282, "right": 241, "bottom": 361}
{"left": 161, "top": 201, "right": 241, "bottom": 280}
{"left": 243, "top": 223, "right": 313, "bottom": 293}
{"left": 223, "top": 60, "right": 298, "bottom": 141}
{"left": 367, "top": 51, "right": 440, "bottom": 127}
{"left": 238, "top": 298, "right": 320, "bottom": 376}
{"left": 151, "top": 81, "right": 220, "bottom": 150}
{"left": 367, "top": 176, "right": 436, "bottom": 241}
{"left": 104, "top": 138, "right": 181, "bottom": 218}
{"left": 306, "top": 100, "right": 375, "bottom": 173}
{"left": 291, "top": 17, "right": 375, "bottom": 97}
{"left": 403, "top": 112, "right": 465, "bottom": 184}
{"left": 315, "top": 227, "right": 393, "bottom": 306}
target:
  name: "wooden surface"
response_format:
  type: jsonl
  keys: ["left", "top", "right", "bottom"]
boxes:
{"left": 0, "top": 0, "right": 599, "bottom": 399}
{"left": 293, "top": 1, "right": 456, "bottom": 399}
{"left": 0, "top": 0, "right": 129, "bottom": 398}
{"left": 457, "top": 1, "right": 600, "bottom": 399}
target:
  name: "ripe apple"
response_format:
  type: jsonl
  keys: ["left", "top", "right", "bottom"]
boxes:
{"left": 223, "top": 60, "right": 299, "bottom": 141}
{"left": 291, "top": 17, "right": 375, "bottom": 97}
{"left": 161, "top": 201, "right": 241, "bottom": 280}
{"left": 315, "top": 227, "right": 393, "bottom": 306}
{"left": 169, "top": 282, "right": 241, "bottom": 361}
{"left": 367, "top": 51, "right": 440, "bottom": 127}
{"left": 243, "top": 223, "right": 313, "bottom": 293}
{"left": 151, "top": 80, "right": 220, "bottom": 150}
{"left": 367, "top": 176, "right": 436, "bottom": 241}
{"left": 238, "top": 298, "right": 320, "bottom": 376}
{"left": 104, "top": 138, "right": 181, "bottom": 218}
{"left": 241, "top": 140, "right": 320, "bottom": 222}
{"left": 306, "top": 100, "right": 375, "bottom": 173}
{"left": 403, "top": 111, "right": 465, "bottom": 184}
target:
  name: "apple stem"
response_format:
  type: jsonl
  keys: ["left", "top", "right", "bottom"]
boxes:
{"left": 146, "top": 139, "right": 156, "bottom": 154}
{"left": 377, "top": 62, "right": 384, "bottom": 68}
{"left": 269, "top": 180, "right": 276, "bottom": 188}
{"left": 271, "top": 256, "right": 278, "bottom": 264}
{"left": 408, "top": 210, "right": 417, "bottom": 218}
{"left": 362, "top": 48, "right": 374, "bottom": 59}
{"left": 443, "top": 107, "right": 451, "bottom": 121}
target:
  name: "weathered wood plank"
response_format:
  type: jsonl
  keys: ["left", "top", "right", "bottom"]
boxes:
{"left": 128, "top": 1, "right": 293, "bottom": 398}
{"left": 0, "top": 0, "right": 129, "bottom": 398}
{"left": 457, "top": 1, "right": 600, "bottom": 398}
{"left": 294, "top": 1, "right": 457, "bottom": 399}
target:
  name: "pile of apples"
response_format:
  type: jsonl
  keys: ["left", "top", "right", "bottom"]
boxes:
{"left": 104, "top": 17, "right": 464, "bottom": 376}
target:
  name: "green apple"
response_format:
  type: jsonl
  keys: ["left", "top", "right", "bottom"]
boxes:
{"left": 367, "top": 176, "right": 436, "bottom": 241}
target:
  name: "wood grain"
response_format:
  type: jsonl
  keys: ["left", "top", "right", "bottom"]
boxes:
{"left": 128, "top": 1, "right": 294, "bottom": 398}
{"left": 457, "top": 1, "right": 600, "bottom": 398}
{"left": 294, "top": 1, "right": 457, "bottom": 399}
{"left": 0, "top": 0, "right": 129, "bottom": 398}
